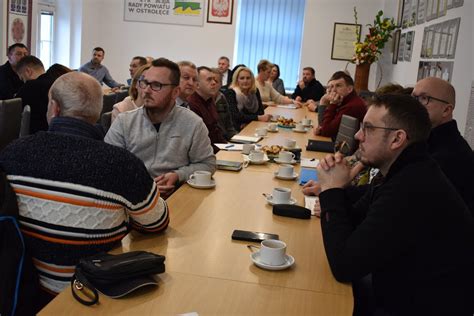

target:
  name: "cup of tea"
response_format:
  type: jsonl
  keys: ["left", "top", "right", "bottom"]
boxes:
{"left": 189, "top": 171, "right": 212, "bottom": 185}
{"left": 249, "top": 150, "right": 264, "bottom": 162}
{"left": 259, "top": 239, "right": 287, "bottom": 266}
{"left": 294, "top": 123, "right": 305, "bottom": 131}
{"left": 256, "top": 128, "right": 267, "bottom": 137}
{"left": 277, "top": 164, "right": 294, "bottom": 177}
{"left": 284, "top": 138, "right": 297, "bottom": 149}
{"left": 268, "top": 123, "right": 277, "bottom": 132}
{"left": 242, "top": 143, "right": 255, "bottom": 155}
{"left": 272, "top": 187, "right": 291, "bottom": 204}
{"left": 278, "top": 151, "right": 295, "bottom": 163}
{"left": 302, "top": 118, "right": 312, "bottom": 126}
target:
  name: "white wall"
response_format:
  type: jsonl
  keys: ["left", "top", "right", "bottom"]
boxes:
{"left": 300, "top": 0, "right": 383, "bottom": 88}
{"left": 379, "top": 1, "right": 473, "bottom": 133}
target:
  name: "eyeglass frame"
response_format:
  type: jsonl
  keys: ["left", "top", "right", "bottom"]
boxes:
{"left": 412, "top": 94, "right": 450, "bottom": 106}
{"left": 138, "top": 78, "right": 178, "bottom": 92}
{"left": 359, "top": 122, "right": 403, "bottom": 137}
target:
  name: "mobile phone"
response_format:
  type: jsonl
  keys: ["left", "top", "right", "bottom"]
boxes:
{"left": 231, "top": 229, "right": 279, "bottom": 243}
{"left": 216, "top": 160, "right": 243, "bottom": 171}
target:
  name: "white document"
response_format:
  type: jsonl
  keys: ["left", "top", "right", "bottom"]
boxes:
{"left": 276, "top": 104, "right": 298, "bottom": 109}
{"left": 300, "top": 157, "right": 320, "bottom": 168}
{"left": 304, "top": 196, "right": 319, "bottom": 216}
{"left": 215, "top": 143, "right": 243, "bottom": 151}
{"left": 230, "top": 135, "right": 263, "bottom": 144}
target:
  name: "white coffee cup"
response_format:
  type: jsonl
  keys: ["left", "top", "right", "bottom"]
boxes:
{"left": 256, "top": 127, "right": 267, "bottom": 137}
{"left": 294, "top": 123, "right": 305, "bottom": 131}
{"left": 284, "top": 138, "right": 297, "bottom": 149}
{"left": 278, "top": 164, "right": 294, "bottom": 177}
{"left": 302, "top": 118, "right": 312, "bottom": 126}
{"left": 271, "top": 114, "right": 280, "bottom": 122}
{"left": 189, "top": 171, "right": 212, "bottom": 185}
{"left": 259, "top": 239, "right": 287, "bottom": 266}
{"left": 249, "top": 150, "right": 264, "bottom": 162}
{"left": 272, "top": 187, "right": 291, "bottom": 204}
{"left": 268, "top": 123, "right": 277, "bottom": 131}
{"left": 242, "top": 143, "right": 255, "bottom": 155}
{"left": 278, "top": 151, "right": 295, "bottom": 163}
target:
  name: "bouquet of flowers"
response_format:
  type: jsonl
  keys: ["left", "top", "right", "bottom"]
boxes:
{"left": 352, "top": 7, "right": 397, "bottom": 65}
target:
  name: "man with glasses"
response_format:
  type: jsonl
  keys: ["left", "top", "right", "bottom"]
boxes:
{"left": 316, "top": 94, "right": 474, "bottom": 315}
{"left": 412, "top": 77, "right": 474, "bottom": 213}
{"left": 313, "top": 71, "right": 366, "bottom": 138}
{"left": 105, "top": 58, "right": 215, "bottom": 198}
{"left": 0, "top": 43, "right": 28, "bottom": 100}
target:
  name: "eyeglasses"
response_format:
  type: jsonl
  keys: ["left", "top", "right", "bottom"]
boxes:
{"left": 412, "top": 94, "right": 449, "bottom": 106}
{"left": 138, "top": 79, "right": 177, "bottom": 92}
{"left": 359, "top": 123, "right": 401, "bottom": 136}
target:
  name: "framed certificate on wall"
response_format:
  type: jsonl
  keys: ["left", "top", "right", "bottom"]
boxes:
{"left": 6, "top": 0, "right": 32, "bottom": 52}
{"left": 331, "top": 23, "right": 361, "bottom": 61}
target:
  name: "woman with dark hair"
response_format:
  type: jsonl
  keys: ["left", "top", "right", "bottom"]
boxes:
{"left": 269, "top": 64, "right": 285, "bottom": 95}
{"left": 224, "top": 66, "right": 272, "bottom": 131}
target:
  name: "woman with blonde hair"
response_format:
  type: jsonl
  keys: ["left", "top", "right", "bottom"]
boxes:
{"left": 223, "top": 66, "right": 271, "bottom": 131}
{"left": 111, "top": 63, "right": 150, "bottom": 121}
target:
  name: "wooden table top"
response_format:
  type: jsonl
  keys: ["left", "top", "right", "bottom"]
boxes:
{"left": 40, "top": 105, "right": 352, "bottom": 315}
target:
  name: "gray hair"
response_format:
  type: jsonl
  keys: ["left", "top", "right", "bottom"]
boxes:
{"left": 49, "top": 72, "right": 103, "bottom": 123}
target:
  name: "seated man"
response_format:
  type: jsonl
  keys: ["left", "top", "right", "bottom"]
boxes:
{"left": 105, "top": 58, "right": 216, "bottom": 198}
{"left": 0, "top": 43, "right": 28, "bottom": 99}
{"left": 314, "top": 71, "right": 366, "bottom": 138}
{"left": 79, "top": 47, "right": 123, "bottom": 89}
{"left": 188, "top": 66, "right": 227, "bottom": 152}
{"left": 176, "top": 61, "right": 198, "bottom": 108}
{"left": 217, "top": 56, "right": 232, "bottom": 89}
{"left": 0, "top": 72, "right": 169, "bottom": 307}
{"left": 211, "top": 68, "right": 237, "bottom": 141}
{"left": 291, "top": 67, "right": 325, "bottom": 104}
{"left": 127, "top": 56, "right": 147, "bottom": 86}
{"left": 317, "top": 94, "right": 474, "bottom": 315}
{"left": 15, "top": 56, "right": 71, "bottom": 134}
{"left": 412, "top": 77, "right": 474, "bottom": 214}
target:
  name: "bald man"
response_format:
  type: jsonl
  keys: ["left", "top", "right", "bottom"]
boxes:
{"left": 412, "top": 77, "right": 474, "bottom": 213}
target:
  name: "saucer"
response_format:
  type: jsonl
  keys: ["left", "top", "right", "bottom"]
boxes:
{"left": 292, "top": 127, "right": 309, "bottom": 133}
{"left": 265, "top": 195, "right": 297, "bottom": 205}
{"left": 187, "top": 179, "right": 216, "bottom": 189}
{"left": 274, "top": 158, "right": 298, "bottom": 165}
{"left": 283, "top": 145, "right": 301, "bottom": 151}
{"left": 274, "top": 171, "right": 298, "bottom": 180}
{"left": 249, "top": 157, "right": 269, "bottom": 165}
{"left": 250, "top": 252, "right": 295, "bottom": 271}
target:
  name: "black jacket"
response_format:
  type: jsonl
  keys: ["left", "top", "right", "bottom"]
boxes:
{"left": 427, "top": 120, "right": 474, "bottom": 214}
{"left": 291, "top": 78, "right": 325, "bottom": 102}
{"left": 320, "top": 142, "right": 474, "bottom": 315}
{"left": 0, "top": 61, "right": 23, "bottom": 100}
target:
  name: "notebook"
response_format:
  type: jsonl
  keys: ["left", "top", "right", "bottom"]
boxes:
{"left": 230, "top": 135, "right": 263, "bottom": 144}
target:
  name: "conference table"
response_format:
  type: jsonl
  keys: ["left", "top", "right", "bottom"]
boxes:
{"left": 39, "top": 105, "right": 353, "bottom": 315}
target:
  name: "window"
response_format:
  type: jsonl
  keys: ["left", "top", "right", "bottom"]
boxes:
{"left": 37, "top": 7, "right": 55, "bottom": 69}
{"left": 234, "top": 0, "right": 306, "bottom": 91}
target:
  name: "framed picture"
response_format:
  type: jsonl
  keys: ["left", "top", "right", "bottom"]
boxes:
{"left": 446, "top": 17, "right": 460, "bottom": 59}
{"left": 397, "top": 0, "right": 405, "bottom": 27}
{"left": 408, "top": 0, "right": 418, "bottom": 27}
{"left": 6, "top": 0, "right": 32, "bottom": 52}
{"left": 404, "top": 31, "right": 415, "bottom": 61}
{"left": 331, "top": 23, "right": 361, "bottom": 61}
{"left": 417, "top": 0, "right": 427, "bottom": 24}
{"left": 438, "top": 21, "right": 450, "bottom": 58}
{"left": 438, "top": 0, "right": 447, "bottom": 17}
{"left": 398, "top": 33, "right": 406, "bottom": 62}
{"left": 426, "top": 0, "right": 438, "bottom": 21}
{"left": 401, "top": 0, "right": 411, "bottom": 28}
{"left": 207, "top": 0, "right": 234, "bottom": 24}
{"left": 392, "top": 30, "right": 401, "bottom": 64}
{"left": 447, "top": 0, "right": 454, "bottom": 9}
{"left": 432, "top": 23, "right": 442, "bottom": 58}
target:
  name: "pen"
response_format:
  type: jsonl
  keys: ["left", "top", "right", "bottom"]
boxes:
{"left": 310, "top": 158, "right": 315, "bottom": 161}
{"left": 225, "top": 144, "right": 234, "bottom": 149}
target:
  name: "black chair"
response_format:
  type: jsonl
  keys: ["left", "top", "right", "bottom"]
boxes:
{"left": 114, "top": 90, "right": 129, "bottom": 104}
{"left": 20, "top": 105, "right": 31, "bottom": 138}
{"left": 0, "top": 98, "right": 23, "bottom": 151}
{"left": 100, "top": 111, "right": 113, "bottom": 133}
{"left": 317, "top": 104, "right": 327, "bottom": 126}
{"left": 101, "top": 94, "right": 117, "bottom": 116}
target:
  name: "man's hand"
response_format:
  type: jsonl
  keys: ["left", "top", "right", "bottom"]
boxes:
{"left": 317, "top": 153, "right": 365, "bottom": 192}
{"left": 154, "top": 172, "right": 179, "bottom": 198}
{"left": 320, "top": 91, "right": 343, "bottom": 106}
{"left": 298, "top": 80, "right": 305, "bottom": 90}
{"left": 295, "top": 96, "right": 302, "bottom": 102}
{"left": 313, "top": 126, "right": 321, "bottom": 135}
{"left": 302, "top": 180, "right": 321, "bottom": 196}
{"left": 307, "top": 100, "right": 317, "bottom": 112}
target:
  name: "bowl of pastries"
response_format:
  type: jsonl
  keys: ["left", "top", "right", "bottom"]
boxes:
{"left": 261, "top": 145, "right": 284, "bottom": 160}
{"left": 277, "top": 117, "right": 295, "bottom": 128}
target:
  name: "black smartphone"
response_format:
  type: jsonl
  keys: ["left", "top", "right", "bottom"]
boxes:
{"left": 231, "top": 229, "right": 279, "bottom": 243}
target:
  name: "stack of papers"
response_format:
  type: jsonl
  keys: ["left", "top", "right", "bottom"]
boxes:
{"left": 276, "top": 104, "right": 298, "bottom": 109}
{"left": 215, "top": 144, "right": 244, "bottom": 151}
{"left": 300, "top": 157, "right": 319, "bottom": 168}
{"left": 230, "top": 135, "right": 262, "bottom": 144}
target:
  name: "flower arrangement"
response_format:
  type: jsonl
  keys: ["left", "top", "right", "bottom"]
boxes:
{"left": 352, "top": 7, "right": 397, "bottom": 65}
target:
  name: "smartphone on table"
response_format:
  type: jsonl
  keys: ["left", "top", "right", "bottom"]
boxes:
{"left": 231, "top": 229, "right": 279, "bottom": 243}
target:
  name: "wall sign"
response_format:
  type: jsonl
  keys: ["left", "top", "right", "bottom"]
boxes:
{"left": 124, "top": 0, "right": 205, "bottom": 26}
{"left": 331, "top": 23, "right": 361, "bottom": 61}
{"left": 6, "top": 0, "right": 32, "bottom": 51}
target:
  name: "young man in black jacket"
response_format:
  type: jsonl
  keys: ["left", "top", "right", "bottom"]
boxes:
{"left": 317, "top": 94, "right": 474, "bottom": 315}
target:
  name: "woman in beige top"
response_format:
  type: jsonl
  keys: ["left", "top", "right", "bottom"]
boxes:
{"left": 111, "top": 64, "right": 151, "bottom": 122}
{"left": 255, "top": 59, "right": 300, "bottom": 107}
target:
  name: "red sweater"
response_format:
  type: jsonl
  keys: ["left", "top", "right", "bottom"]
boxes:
{"left": 320, "top": 91, "right": 366, "bottom": 138}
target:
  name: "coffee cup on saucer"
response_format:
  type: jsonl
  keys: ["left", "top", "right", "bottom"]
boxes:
{"left": 294, "top": 123, "right": 305, "bottom": 131}
{"left": 268, "top": 123, "right": 278, "bottom": 132}
{"left": 278, "top": 151, "right": 295, "bottom": 163}
{"left": 271, "top": 114, "right": 280, "bottom": 122}
{"left": 284, "top": 138, "right": 297, "bottom": 149}
{"left": 256, "top": 128, "right": 267, "bottom": 137}
{"left": 277, "top": 164, "right": 294, "bottom": 177}
{"left": 302, "top": 118, "right": 312, "bottom": 126}
{"left": 249, "top": 150, "right": 264, "bottom": 162}
{"left": 189, "top": 171, "right": 212, "bottom": 186}
{"left": 272, "top": 187, "right": 291, "bottom": 204}
{"left": 242, "top": 143, "right": 255, "bottom": 155}
{"left": 259, "top": 239, "right": 287, "bottom": 266}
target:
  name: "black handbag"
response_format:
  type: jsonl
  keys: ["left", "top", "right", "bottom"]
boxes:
{"left": 71, "top": 251, "right": 165, "bottom": 306}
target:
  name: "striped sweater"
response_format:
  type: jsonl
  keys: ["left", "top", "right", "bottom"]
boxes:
{"left": 0, "top": 117, "right": 169, "bottom": 294}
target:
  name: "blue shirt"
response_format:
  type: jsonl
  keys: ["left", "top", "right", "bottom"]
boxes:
{"left": 79, "top": 61, "right": 121, "bottom": 88}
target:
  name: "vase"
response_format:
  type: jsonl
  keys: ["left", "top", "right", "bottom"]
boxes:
{"left": 354, "top": 63, "right": 371, "bottom": 92}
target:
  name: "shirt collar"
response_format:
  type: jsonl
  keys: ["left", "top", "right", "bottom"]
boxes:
{"left": 48, "top": 116, "right": 104, "bottom": 140}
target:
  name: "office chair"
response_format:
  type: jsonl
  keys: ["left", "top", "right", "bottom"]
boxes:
{"left": 20, "top": 105, "right": 31, "bottom": 138}
{"left": 0, "top": 98, "right": 23, "bottom": 151}
{"left": 335, "top": 115, "right": 360, "bottom": 155}
{"left": 318, "top": 104, "right": 327, "bottom": 126}
{"left": 100, "top": 111, "right": 113, "bottom": 133}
